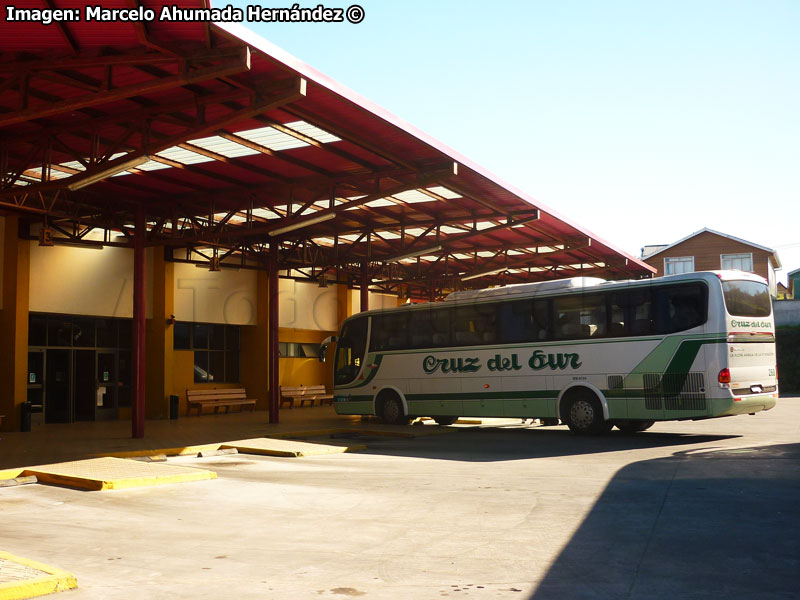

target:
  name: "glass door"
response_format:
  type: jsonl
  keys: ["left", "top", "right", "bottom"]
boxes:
{"left": 96, "top": 351, "right": 118, "bottom": 421}
{"left": 74, "top": 349, "right": 96, "bottom": 421}
{"left": 27, "top": 350, "right": 45, "bottom": 426}
{"left": 45, "top": 349, "right": 71, "bottom": 423}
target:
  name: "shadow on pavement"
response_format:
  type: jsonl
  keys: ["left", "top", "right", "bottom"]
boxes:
{"left": 331, "top": 426, "right": 742, "bottom": 462}
{"left": 530, "top": 442, "right": 800, "bottom": 600}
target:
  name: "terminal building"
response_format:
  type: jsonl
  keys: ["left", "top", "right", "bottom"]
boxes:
{"left": 0, "top": 1, "right": 654, "bottom": 435}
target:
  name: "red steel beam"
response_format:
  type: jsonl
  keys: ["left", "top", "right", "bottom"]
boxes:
{"left": 0, "top": 47, "right": 252, "bottom": 127}
{"left": 268, "top": 237, "right": 280, "bottom": 424}
{"left": 132, "top": 203, "right": 146, "bottom": 438}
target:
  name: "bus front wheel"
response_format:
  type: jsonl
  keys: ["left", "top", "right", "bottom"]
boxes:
{"left": 562, "top": 390, "right": 610, "bottom": 435}
{"left": 378, "top": 392, "right": 411, "bottom": 425}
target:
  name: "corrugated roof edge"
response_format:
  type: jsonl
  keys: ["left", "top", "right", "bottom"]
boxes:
{"left": 213, "top": 21, "right": 654, "bottom": 276}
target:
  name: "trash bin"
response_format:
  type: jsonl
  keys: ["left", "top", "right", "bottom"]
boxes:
{"left": 169, "top": 395, "right": 179, "bottom": 420}
{"left": 20, "top": 401, "right": 32, "bottom": 432}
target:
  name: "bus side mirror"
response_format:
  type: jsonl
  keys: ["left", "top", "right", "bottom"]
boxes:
{"left": 319, "top": 336, "right": 337, "bottom": 363}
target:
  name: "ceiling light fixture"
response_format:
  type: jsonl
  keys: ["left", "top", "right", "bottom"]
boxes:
{"left": 387, "top": 244, "right": 443, "bottom": 263}
{"left": 66, "top": 155, "right": 150, "bottom": 191}
{"left": 462, "top": 267, "right": 508, "bottom": 282}
{"left": 267, "top": 212, "right": 336, "bottom": 236}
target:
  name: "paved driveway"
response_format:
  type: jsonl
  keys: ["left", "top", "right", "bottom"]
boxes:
{"left": 2, "top": 400, "right": 799, "bottom": 599}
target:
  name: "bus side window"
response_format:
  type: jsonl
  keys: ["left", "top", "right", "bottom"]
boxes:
{"left": 431, "top": 308, "right": 451, "bottom": 347}
{"left": 554, "top": 295, "right": 604, "bottom": 339}
{"left": 452, "top": 305, "right": 497, "bottom": 346}
{"left": 614, "top": 289, "right": 653, "bottom": 337}
{"left": 584, "top": 295, "right": 606, "bottom": 337}
{"left": 554, "top": 296, "right": 585, "bottom": 340}
{"left": 408, "top": 310, "right": 432, "bottom": 349}
{"left": 497, "top": 300, "right": 551, "bottom": 344}
{"left": 452, "top": 307, "right": 479, "bottom": 346}
{"left": 532, "top": 299, "right": 551, "bottom": 341}
{"left": 608, "top": 294, "right": 626, "bottom": 338}
{"left": 370, "top": 313, "right": 409, "bottom": 351}
{"left": 653, "top": 284, "right": 706, "bottom": 334}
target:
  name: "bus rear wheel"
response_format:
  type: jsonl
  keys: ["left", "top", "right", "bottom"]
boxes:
{"left": 378, "top": 392, "right": 411, "bottom": 425}
{"left": 562, "top": 391, "right": 610, "bottom": 435}
{"left": 433, "top": 416, "right": 458, "bottom": 426}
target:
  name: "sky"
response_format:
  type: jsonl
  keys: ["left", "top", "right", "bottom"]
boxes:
{"left": 224, "top": 0, "right": 800, "bottom": 282}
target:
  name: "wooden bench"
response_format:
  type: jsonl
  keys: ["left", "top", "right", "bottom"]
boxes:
{"left": 279, "top": 385, "right": 334, "bottom": 408}
{"left": 186, "top": 388, "right": 257, "bottom": 416}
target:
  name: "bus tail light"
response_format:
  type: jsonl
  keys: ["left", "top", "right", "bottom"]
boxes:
{"left": 718, "top": 368, "right": 731, "bottom": 384}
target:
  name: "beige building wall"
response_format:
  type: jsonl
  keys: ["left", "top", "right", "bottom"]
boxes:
{"left": 29, "top": 243, "right": 154, "bottom": 318}
{"left": 173, "top": 262, "right": 257, "bottom": 325}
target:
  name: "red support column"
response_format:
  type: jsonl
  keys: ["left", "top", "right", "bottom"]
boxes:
{"left": 268, "top": 239, "right": 280, "bottom": 424}
{"left": 360, "top": 261, "right": 369, "bottom": 312}
{"left": 132, "top": 203, "right": 146, "bottom": 438}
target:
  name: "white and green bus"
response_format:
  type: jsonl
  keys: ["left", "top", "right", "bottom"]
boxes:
{"left": 324, "top": 271, "right": 778, "bottom": 434}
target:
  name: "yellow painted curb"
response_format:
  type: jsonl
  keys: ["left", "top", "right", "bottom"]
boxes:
{"left": 0, "top": 551, "right": 77, "bottom": 600}
{"left": 0, "top": 469, "right": 24, "bottom": 481}
{"left": 23, "top": 457, "right": 217, "bottom": 491}
{"left": 221, "top": 438, "right": 366, "bottom": 457}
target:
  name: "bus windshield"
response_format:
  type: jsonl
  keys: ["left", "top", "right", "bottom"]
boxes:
{"left": 722, "top": 281, "right": 771, "bottom": 317}
{"left": 333, "top": 316, "right": 368, "bottom": 385}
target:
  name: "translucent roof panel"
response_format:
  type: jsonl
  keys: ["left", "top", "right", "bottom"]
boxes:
{"left": 311, "top": 237, "right": 336, "bottom": 246}
{"left": 425, "top": 185, "right": 461, "bottom": 199}
{"left": 364, "top": 198, "right": 397, "bottom": 208}
{"left": 188, "top": 135, "right": 261, "bottom": 159}
{"left": 283, "top": 120, "right": 340, "bottom": 143}
{"left": 251, "top": 207, "right": 282, "bottom": 219}
{"left": 339, "top": 234, "right": 363, "bottom": 242}
{"left": 403, "top": 228, "right": 434, "bottom": 237}
{"left": 58, "top": 160, "right": 86, "bottom": 171}
{"left": 156, "top": 146, "right": 216, "bottom": 165}
{"left": 234, "top": 126, "right": 309, "bottom": 151}
{"left": 214, "top": 212, "right": 247, "bottom": 224}
{"left": 475, "top": 221, "right": 499, "bottom": 230}
{"left": 391, "top": 189, "right": 437, "bottom": 204}
{"left": 122, "top": 160, "right": 171, "bottom": 173}
{"left": 27, "top": 167, "right": 71, "bottom": 180}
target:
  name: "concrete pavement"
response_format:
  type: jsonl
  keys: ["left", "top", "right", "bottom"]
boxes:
{"left": 1, "top": 400, "right": 798, "bottom": 599}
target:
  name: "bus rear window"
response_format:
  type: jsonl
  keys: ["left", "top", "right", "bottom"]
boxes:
{"left": 722, "top": 281, "right": 771, "bottom": 317}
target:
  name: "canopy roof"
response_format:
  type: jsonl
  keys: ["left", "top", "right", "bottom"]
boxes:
{"left": 1, "top": 0, "right": 655, "bottom": 298}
